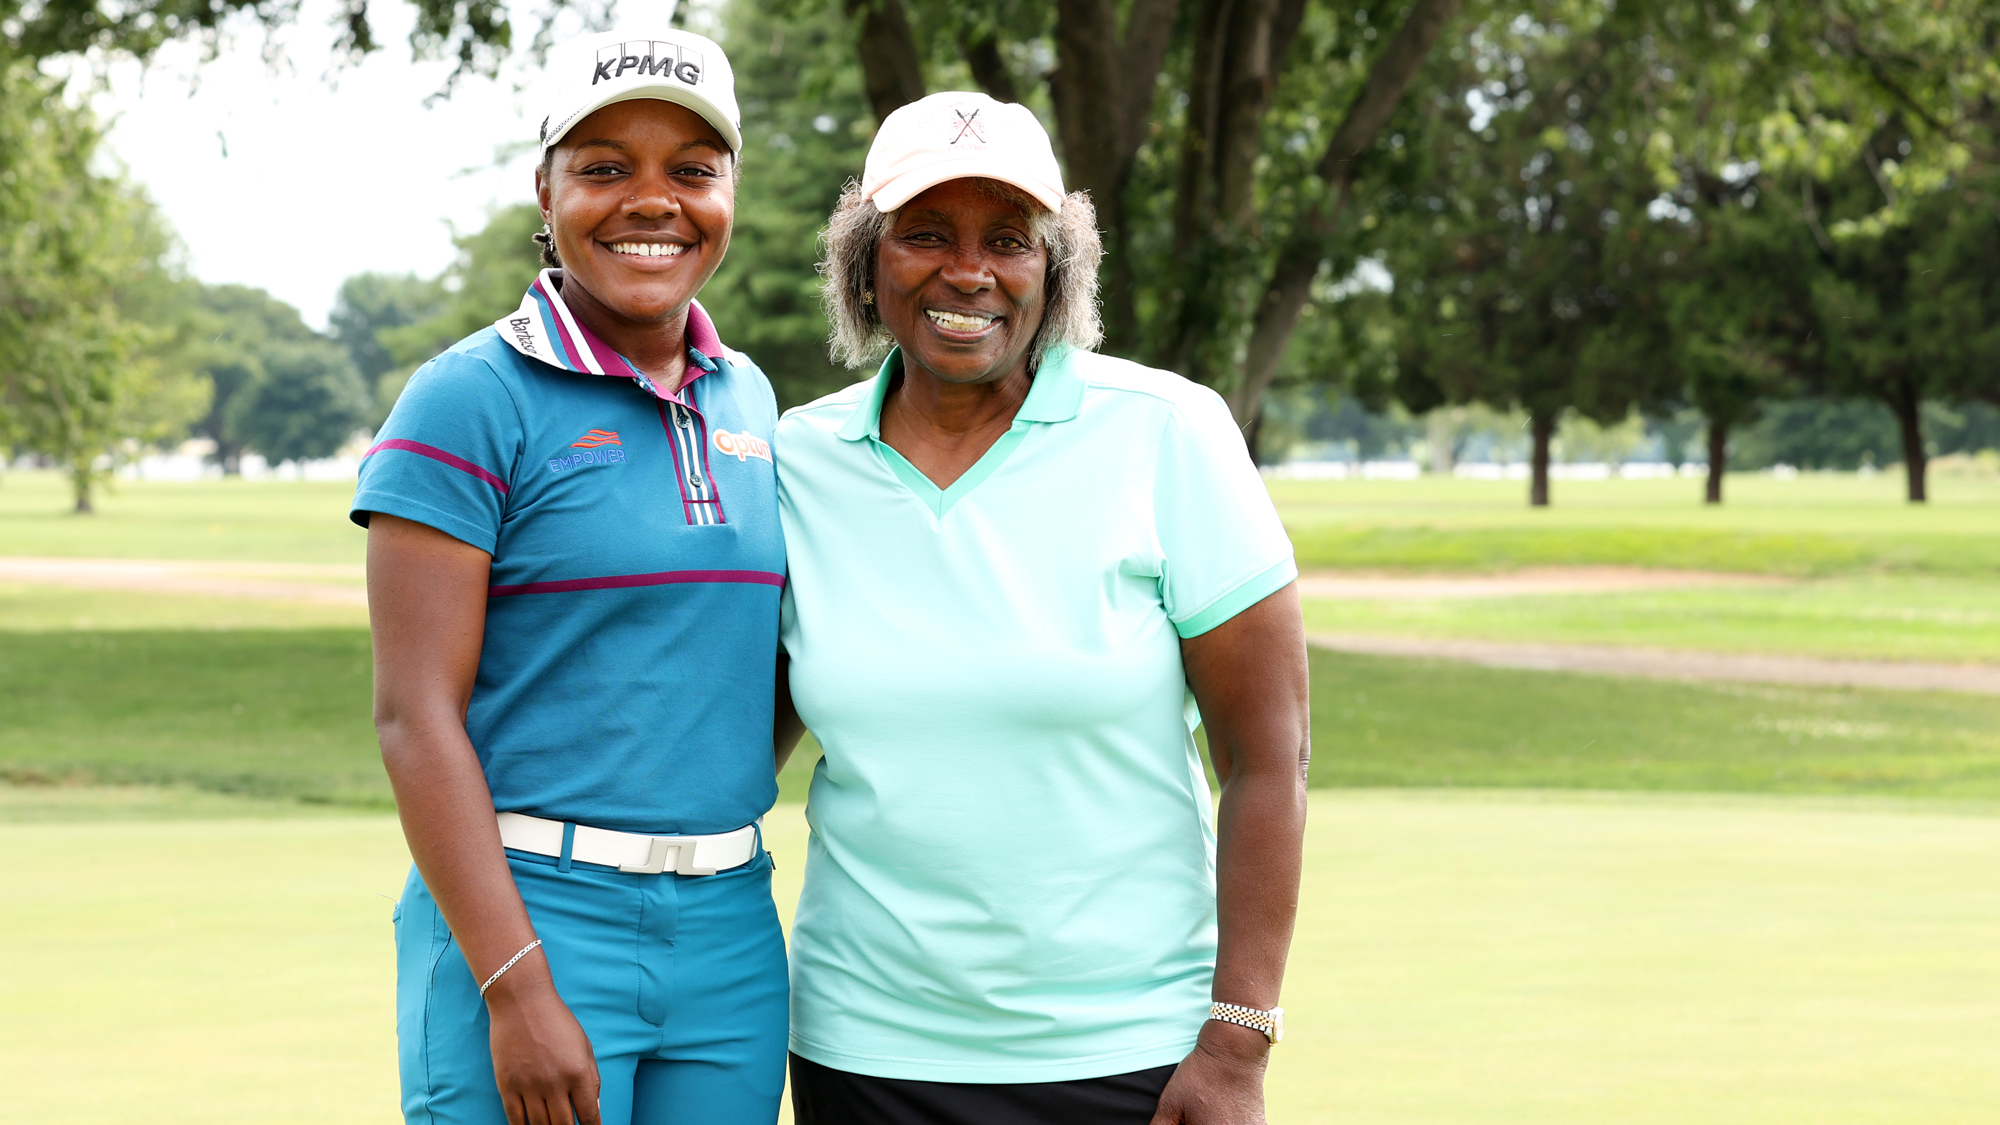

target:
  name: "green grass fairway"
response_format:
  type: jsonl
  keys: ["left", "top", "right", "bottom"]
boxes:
{"left": 1279, "top": 791, "right": 2000, "bottom": 1123}
{"left": 1303, "top": 574, "right": 2000, "bottom": 664}
{"left": 0, "top": 630, "right": 387, "bottom": 805}
{"left": 1273, "top": 474, "right": 2000, "bottom": 575}
{"left": 0, "top": 471, "right": 365, "bottom": 563}
{"left": 1308, "top": 649, "right": 2000, "bottom": 798}
{"left": 4, "top": 795, "right": 1994, "bottom": 1123}
{"left": 0, "top": 816, "right": 413, "bottom": 1125}
{"left": 8, "top": 632, "right": 1999, "bottom": 812}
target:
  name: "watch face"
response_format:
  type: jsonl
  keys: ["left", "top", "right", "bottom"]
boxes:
{"left": 1270, "top": 1006, "right": 1286, "bottom": 1044}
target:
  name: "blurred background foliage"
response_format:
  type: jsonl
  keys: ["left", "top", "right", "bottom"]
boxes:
{"left": 2, "top": 0, "right": 1996, "bottom": 510}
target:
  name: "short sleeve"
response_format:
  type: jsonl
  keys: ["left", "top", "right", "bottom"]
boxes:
{"left": 349, "top": 349, "right": 521, "bottom": 554}
{"left": 1152, "top": 386, "right": 1297, "bottom": 638}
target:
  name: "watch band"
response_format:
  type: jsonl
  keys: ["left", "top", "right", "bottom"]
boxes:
{"left": 1208, "top": 1001, "right": 1285, "bottom": 1044}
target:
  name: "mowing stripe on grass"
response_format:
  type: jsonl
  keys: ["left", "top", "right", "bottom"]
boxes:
{"left": 8, "top": 634, "right": 2000, "bottom": 809}
{"left": 1307, "top": 649, "right": 2000, "bottom": 799}
{"left": 1309, "top": 633, "right": 2000, "bottom": 694}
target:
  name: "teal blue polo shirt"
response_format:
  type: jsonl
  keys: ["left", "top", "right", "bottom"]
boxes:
{"left": 352, "top": 272, "right": 784, "bottom": 836}
{"left": 776, "top": 346, "right": 1296, "bottom": 1082}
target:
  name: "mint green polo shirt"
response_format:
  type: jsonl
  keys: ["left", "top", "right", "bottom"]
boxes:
{"left": 776, "top": 346, "right": 1296, "bottom": 1082}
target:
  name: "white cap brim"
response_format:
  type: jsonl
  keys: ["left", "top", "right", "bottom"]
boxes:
{"left": 543, "top": 84, "right": 743, "bottom": 153}
{"left": 868, "top": 157, "right": 1065, "bottom": 215}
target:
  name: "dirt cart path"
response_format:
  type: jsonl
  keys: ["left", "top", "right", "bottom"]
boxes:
{"left": 1296, "top": 566, "right": 1790, "bottom": 600}
{"left": 0, "top": 557, "right": 366, "bottom": 606}
{"left": 1308, "top": 633, "right": 2000, "bottom": 695}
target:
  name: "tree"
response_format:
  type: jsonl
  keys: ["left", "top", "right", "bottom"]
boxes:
{"left": 0, "top": 61, "right": 207, "bottom": 512}
{"left": 1380, "top": 4, "right": 1688, "bottom": 506}
{"left": 1666, "top": 198, "right": 1815, "bottom": 504}
{"left": 1908, "top": 178, "right": 2000, "bottom": 415}
{"left": 329, "top": 272, "right": 445, "bottom": 425}
{"left": 226, "top": 340, "right": 370, "bottom": 465}
{"left": 1810, "top": 212, "right": 1942, "bottom": 502}
{"left": 190, "top": 285, "right": 324, "bottom": 473}
{"left": 1696, "top": 0, "right": 2000, "bottom": 502}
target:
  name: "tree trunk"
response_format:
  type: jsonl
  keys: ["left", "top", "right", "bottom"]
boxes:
{"left": 1529, "top": 410, "right": 1555, "bottom": 507}
{"left": 1048, "top": 0, "right": 1179, "bottom": 352}
{"left": 1225, "top": 0, "right": 1466, "bottom": 422}
{"left": 70, "top": 466, "right": 95, "bottom": 515}
{"left": 1704, "top": 418, "right": 1729, "bottom": 505}
{"left": 959, "top": 32, "right": 1020, "bottom": 103}
{"left": 1241, "top": 405, "right": 1272, "bottom": 466}
{"left": 1426, "top": 407, "right": 1458, "bottom": 476}
{"left": 1158, "top": 0, "right": 1307, "bottom": 381}
{"left": 1886, "top": 381, "right": 1928, "bottom": 503}
{"left": 846, "top": 0, "right": 926, "bottom": 123}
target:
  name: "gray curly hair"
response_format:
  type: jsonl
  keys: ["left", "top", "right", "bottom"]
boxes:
{"left": 820, "top": 179, "right": 1104, "bottom": 370}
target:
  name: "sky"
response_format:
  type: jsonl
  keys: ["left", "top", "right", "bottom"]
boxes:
{"left": 55, "top": 1, "right": 680, "bottom": 329}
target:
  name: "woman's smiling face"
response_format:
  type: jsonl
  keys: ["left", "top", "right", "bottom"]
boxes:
{"left": 875, "top": 178, "right": 1048, "bottom": 386}
{"left": 536, "top": 99, "right": 735, "bottom": 326}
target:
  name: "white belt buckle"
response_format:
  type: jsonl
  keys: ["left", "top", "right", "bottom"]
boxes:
{"left": 618, "top": 836, "right": 717, "bottom": 876}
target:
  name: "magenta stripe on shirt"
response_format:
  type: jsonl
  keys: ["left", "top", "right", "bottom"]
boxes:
{"left": 365, "top": 439, "right": 509, "bottom": 493}
{"left": 488, "top": 569, "right": 786, "bottom": 597}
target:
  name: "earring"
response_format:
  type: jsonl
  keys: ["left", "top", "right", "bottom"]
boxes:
{"left": 861, "top": 290, "right": 875, "bottom": 305}
{"left": 532, "top": 222, "right": 553, "bottom": 248}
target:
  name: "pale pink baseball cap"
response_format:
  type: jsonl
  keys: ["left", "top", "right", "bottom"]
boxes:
{"left": 860, "top": 92, "right": 1066, "bottom": 214}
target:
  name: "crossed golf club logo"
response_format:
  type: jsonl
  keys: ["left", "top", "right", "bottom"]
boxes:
{"left": 949, "top": 106, "right": 985, "bottom": 145}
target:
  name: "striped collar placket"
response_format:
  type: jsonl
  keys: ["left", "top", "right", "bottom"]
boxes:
{"left": 492, "top": 270, "right": 735, "bottom": 529}
{"left": 493, "top": 269, "right": 724, "bottom": 402}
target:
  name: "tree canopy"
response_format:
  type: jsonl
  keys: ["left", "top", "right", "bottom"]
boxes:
{"left": 0, "top": 60, "right": 206, "bottom": 511}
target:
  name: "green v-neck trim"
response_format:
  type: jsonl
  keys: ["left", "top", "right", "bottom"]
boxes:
{"left": 873, "top": 424, "right": 1030, "bottom": 518}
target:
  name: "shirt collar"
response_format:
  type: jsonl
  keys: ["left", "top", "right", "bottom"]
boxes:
{"left": 834, "top": 345, "right": 1085, "bottom": 442}
{"left": 493, "top": 269, "right": 723, "bottom": 401}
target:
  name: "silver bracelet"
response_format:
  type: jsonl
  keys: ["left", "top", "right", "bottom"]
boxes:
{"left": 478, "top": 939, "right": 543, "bottom": 998}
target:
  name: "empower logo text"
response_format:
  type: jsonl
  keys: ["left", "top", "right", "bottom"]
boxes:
{"left": 549, "top": 447, "right": 626, "bottom": 472}
{"left": 550, "top": 430, "right": 626, "bottom": 473}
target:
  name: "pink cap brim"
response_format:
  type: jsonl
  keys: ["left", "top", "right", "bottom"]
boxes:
{"left": 867, "top": 159, "right": 1065, "bottom": 215}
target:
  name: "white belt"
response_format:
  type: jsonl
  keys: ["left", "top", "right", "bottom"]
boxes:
{"left": 496, "top": 812, "right": 757, "bottom": 876}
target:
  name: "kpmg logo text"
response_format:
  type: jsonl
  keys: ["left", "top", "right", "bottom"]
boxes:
{"left": 594, "top": 41, "right": 702, "bottom": 87}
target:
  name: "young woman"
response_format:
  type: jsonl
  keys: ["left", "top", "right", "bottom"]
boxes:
{"left": 355, "top": 27, "right": 788, "bottom": 1125}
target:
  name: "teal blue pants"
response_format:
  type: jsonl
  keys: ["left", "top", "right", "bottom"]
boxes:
{"left": 394, "top": 844, "right": 788, "bottom": 1125}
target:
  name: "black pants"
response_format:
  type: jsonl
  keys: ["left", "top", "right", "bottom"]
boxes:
{"left": 789, "top": 1052, "right": 1178, "bottom": 1125}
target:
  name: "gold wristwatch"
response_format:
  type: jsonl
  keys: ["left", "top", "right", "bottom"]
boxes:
{"left": 1208, "top": 1001, "right": 1284, "bottom": 1044}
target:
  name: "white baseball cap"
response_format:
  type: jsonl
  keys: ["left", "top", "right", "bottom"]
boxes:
{"left": 861, "top": 92, "right": 1065, "bottom": 214}
{"left": 536, "top": 27, "right": 741, "bottom": 153}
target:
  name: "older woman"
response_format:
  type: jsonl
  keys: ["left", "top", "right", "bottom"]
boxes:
{"left": 775, "top": 93, "right": 1309, "bottom": 1124}
{"left": 357, "top": 26, "right": 788, "bottom": 1125}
